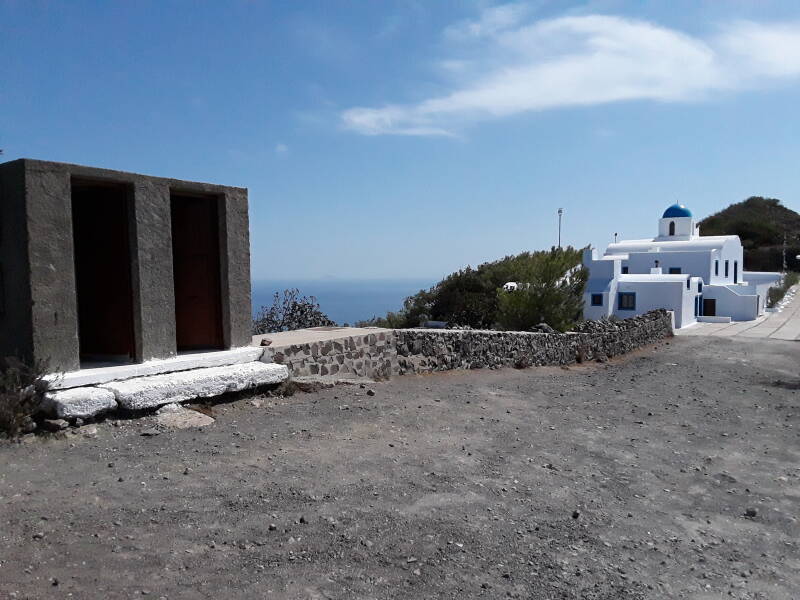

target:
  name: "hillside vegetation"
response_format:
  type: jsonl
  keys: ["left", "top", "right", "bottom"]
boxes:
{"left": 700, "top": 197, "right": 800, "bottom": 271}
{"left": 358, "top": 247, "right": 587, "bottom": 331}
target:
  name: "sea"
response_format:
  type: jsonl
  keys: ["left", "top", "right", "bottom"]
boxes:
{"left": 251, "top": 279, "right": 436, "bottom": 326}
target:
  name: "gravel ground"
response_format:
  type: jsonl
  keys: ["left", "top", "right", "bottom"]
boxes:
{"left": 1, "top": 335, "right": 799, "bottom": 599}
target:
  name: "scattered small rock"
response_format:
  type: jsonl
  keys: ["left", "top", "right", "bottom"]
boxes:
{"left": 41, "top": 418, "right": 69, "bottom": 432}
{"left": 19, "top": 416, "right": 37, "bottom": 434}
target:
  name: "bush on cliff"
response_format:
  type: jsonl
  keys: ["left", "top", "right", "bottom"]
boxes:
{"left": 253, "top": 288, "right": 336, "bottom": 334}
{"left": 495, "top": 258, "right": 588, "bottom": 332}
{"left": 359, "top": 247, "right": 587, "bottom": 331}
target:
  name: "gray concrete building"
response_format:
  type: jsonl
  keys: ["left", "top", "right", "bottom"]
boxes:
{"left": 0, "top": 159, "right": 252, "bottom": 373}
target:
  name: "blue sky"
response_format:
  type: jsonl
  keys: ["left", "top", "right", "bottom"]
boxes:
{"left": 2, "top": 0, "right": 800, "bottom": 281}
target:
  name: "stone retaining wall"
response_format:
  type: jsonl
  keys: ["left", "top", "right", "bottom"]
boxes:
{"left": 261, "top": 330, "right": 399, "bottom": 379}
{"left": 261, "top": 310, "right": 673, "bottom": 379}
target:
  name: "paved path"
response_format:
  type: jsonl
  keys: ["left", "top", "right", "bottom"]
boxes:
{"left": 676, "top": 285, "right": 799, "bottom": 340}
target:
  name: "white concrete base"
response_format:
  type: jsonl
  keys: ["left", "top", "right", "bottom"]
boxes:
{"left": 102, "top": 362, "right": 289, "bottom": 410}
{"left": 697, "top": 315, "right": 732, "bottom": 323}
{"left": 42, "top": 387, "right": 118, "bottom": 419}
{"left": 48, "top": 347, "right": 265, "bottom": 390}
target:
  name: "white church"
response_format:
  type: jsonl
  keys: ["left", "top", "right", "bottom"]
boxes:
{"left": 583, "top": 204, "right": 781, "bottom": 328}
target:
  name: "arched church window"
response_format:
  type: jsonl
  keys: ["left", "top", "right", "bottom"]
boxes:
{"left": 669, "top": 221, "right": 675, "bottom": 236}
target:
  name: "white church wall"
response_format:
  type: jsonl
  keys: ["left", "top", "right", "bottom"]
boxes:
{"left": 681, "top": 278, "right": 702, "bottom": 327}
{"left": 711, "top": 239, "right": 745, "bottom": 285}
{"left": 582, "top": 248, "right": 618, "bottom": 321}
{"left": 739, "top": 272, "right": 780, "bottom": 315}
{"left": 582, "top": 248, "right": 618, "bottom": 279}
{"left": 708, "top": 249, "right": 724, "bottom": 285}
{"left": 743, "top": 271, "right": 782, "bottom": 285}
{"left": 614, "top": 279, "right": 696, "bottom": 328}
{"left": 626, "top": 250, "right": 713, "bottom": 282}
{"left": 754, "top": 284, "right": 770, "bottom": 316}
{"left": 583, "top": 278, "right": 618, "bottom": 321}
{"left": 703, "top": 284, "right": 759, "bottom": 321}
{"left": 657, "top": 216, "right": 694, "bottom": 238}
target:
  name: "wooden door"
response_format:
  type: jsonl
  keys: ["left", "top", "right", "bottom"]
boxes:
{"left": 703, "top": 299, "right": 716, "bottom": 317}
{"left": 171, "top": 194, "right": 223, "bottom": 351}
{"left": 72, "top": 182, "right": 136, "bottom": 363}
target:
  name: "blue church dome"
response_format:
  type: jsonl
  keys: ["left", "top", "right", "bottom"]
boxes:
{"left": 662, "top": 203, "right": 692, "bottom": 218}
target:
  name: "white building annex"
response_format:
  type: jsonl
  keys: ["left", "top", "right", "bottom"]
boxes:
{"left": 583, "top": 204, "right": 781, "bottom": 328}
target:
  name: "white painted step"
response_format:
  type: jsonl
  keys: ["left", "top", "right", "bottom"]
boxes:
{"left": 101, "top": 362, "right": 289, "bottom": 410}
{"left": 48, "top": 346, "right": 265, "bottom": 390}
{"left": 43, "top": 387, "right": 118, "bottom": 419}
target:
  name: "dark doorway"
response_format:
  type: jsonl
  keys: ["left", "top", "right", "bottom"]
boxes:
{"left": 703, "top": 298, "right": 716, "bottom": 316}
{"left": 71, "top": 180, "right": 136, "bottom": 364}
{"left": 170, "top": 193, "right": 223, "bottom": 351}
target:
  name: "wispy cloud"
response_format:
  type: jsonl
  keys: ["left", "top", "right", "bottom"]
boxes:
{"left": 275, "top": 143, "right": 289, "bottom": 156}
{"left": 341, "top": 5, "right": 800, "bottom": 136}
{"left": 443, "top": 3, "right": 533, "bottom": 40}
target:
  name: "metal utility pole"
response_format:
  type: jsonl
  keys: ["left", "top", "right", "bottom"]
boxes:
{"left": 557, "top": 208, "right": 564, "bottom": 249}
{"left": 783, "top": 232, "right": 788, "bottom": 273}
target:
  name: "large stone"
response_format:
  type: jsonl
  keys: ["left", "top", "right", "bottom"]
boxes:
{"left": 101, "top": 362, "right": 289, "bottom": 410}
{"left": 42, "top": 387, "right": 118, "bottom": 419}
{"left": 154, "top": 404, "right": 215, "bottom": 429}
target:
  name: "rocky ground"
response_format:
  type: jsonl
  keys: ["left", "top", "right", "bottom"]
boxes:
{"left": 1, "top": 335, "right": 799, "bottom": 599}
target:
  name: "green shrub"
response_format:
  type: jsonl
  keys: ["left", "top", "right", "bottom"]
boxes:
{"left": 359, "top": 246, "right": 587, "bottom": 331}
{"left": 768, "top": 272, "right": 799, "bottom": 307}
{"left": 495, "top": 250, "right": 588, "bottom": 332}
{"left": 0, "top": 356, "right": 50, "bottom": 438}
{"left": 356, "top": 310, "right": 411, "bottom": 329}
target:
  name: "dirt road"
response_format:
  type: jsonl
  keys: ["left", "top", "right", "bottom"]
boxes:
{"left": 2, "top": 335, "right": 798, "bottom": 599}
